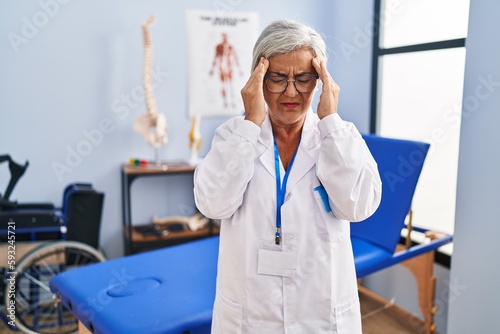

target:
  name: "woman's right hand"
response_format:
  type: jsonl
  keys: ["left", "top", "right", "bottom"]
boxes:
{"left": 242, "top": 57, "right": 269, "bottom": 126}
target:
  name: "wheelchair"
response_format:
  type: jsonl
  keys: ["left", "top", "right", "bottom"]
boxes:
{"left": 0, "top": 154, "right": 106, "bottom": 334}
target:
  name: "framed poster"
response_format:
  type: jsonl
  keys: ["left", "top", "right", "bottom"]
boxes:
{"left": 186, "top": 10, "right": 259, "bottom": 117}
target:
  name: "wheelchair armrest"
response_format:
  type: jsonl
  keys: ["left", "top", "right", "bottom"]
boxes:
{"left": 12, "top": 203, "right": 55, "bottom": 210}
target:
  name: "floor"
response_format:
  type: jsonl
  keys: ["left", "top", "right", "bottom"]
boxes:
{"left": 0, "top": 319, "right": 17, "bottom": 334}
{"left": 0, "top": 294, "right": 427, "bottom": 334}
{"left": 360, "top": 293, "right": 427, "bottom": 334}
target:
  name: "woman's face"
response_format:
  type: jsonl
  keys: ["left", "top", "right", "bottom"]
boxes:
{"left": 264, "top": 48, "right": 317, "bottom": 127}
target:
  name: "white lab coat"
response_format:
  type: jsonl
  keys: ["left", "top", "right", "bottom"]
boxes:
{"left": 194, "top": 110, "right": 382, "bottom": 334}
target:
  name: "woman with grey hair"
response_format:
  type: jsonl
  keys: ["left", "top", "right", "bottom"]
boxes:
{"left": 194, "top": 19, "right": 381, "bottom": 333}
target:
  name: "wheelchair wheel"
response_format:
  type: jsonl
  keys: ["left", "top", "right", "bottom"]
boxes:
{"left": 3, "top": 241, "right": 105, "bottom": 334}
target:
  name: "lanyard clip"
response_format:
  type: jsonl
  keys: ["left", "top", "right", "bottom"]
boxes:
{"left": 275, "top": 228, "right": 281, "bottom": 245}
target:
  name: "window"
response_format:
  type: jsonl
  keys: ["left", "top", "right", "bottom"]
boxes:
{"left": 371, "top": 0, "right": 470, "bottom": 254}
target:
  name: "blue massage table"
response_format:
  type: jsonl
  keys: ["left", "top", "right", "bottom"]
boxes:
{"left": 49, "top": 134, "right": 452, "bottom": 334}
{"left": 352, "top": 134, "right": 452, "bottom": 278}
{"left": 352, "top": 134, "right": 452, "bottom": 333}
{"left": 50, "top": 236, "right": 219, "bottom": 334}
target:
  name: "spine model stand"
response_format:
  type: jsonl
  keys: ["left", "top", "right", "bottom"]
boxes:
{"left": 133, "top": 15, "right": 168, "bottom": 163}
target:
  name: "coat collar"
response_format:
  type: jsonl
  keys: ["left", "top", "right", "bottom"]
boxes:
{"left": 257, "top": 108, "right": 320, "bottom": 191}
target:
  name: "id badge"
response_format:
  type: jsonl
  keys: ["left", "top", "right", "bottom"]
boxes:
{"left": 257, "top": 248, "right": 296, "bottom": 278}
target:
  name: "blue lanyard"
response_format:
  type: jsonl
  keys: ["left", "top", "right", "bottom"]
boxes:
{"left": 274, "top": 137, "right": 299, "bottom": 245}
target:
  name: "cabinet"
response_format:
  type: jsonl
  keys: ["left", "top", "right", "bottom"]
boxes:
{"left": 121, "top": 162, "right": 218, "bottom": 255}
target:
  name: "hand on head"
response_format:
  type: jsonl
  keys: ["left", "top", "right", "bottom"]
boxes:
{"left": 312, "top": 58, "right": 340, "bottom": 119}
{"left": 242, "top": 57, "right": 269, "bottom": 126}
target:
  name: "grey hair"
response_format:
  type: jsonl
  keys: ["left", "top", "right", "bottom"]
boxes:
{"left": 251, "top": 19, "right": 327, "bottom": 71}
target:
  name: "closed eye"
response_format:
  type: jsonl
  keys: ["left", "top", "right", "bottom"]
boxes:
{"left": 296, "top": 74, "right": 319, "bottom": 83}
{"left": 265, "top": 75, "right": 287, "bottom": 83}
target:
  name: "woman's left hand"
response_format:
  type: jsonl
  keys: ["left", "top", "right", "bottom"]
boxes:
{"left": 312, "top": 58, "right": 340, "bottom": 119}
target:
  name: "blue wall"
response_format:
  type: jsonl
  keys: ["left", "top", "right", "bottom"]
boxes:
{"left": 1, "top": 0, "right": 375, "bottom": 258}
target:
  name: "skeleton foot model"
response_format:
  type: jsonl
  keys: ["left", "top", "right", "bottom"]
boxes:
{"left": 189, "top": 115, "right": 202, "bottom": 165}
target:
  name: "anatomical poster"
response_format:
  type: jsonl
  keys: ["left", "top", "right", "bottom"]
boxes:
{"left": 186, "top": 10, "right": 259, "bottom": 117}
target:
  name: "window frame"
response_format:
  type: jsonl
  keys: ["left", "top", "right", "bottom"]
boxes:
{"left": 369, "top": 0, "right": 467, "bottom": 265}
{"left": 370, "top": 1, "right": 466, "bottom": 133}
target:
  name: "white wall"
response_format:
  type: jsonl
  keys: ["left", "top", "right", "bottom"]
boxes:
{"left": 2, "top": 0, "right": 366, "bottom": 259}
{"left": 448, "top": 0, "right": 500, "bottom": 331}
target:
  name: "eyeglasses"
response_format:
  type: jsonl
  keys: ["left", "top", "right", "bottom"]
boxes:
{"left": 263, "top": 74, "right": 319, "bottom": 94}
